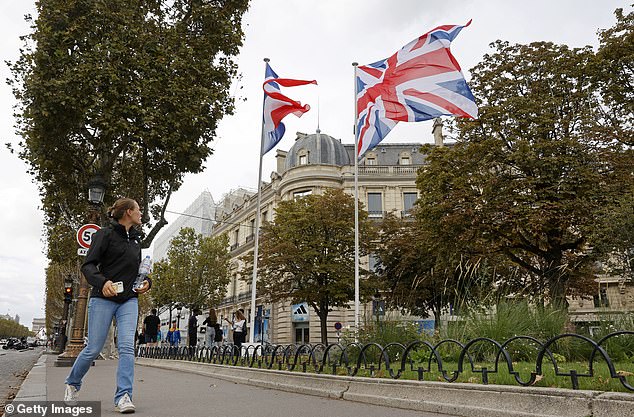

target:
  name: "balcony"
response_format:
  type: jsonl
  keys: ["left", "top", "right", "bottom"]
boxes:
{"left": 368, "top": 210, "right": 385, "bottom": 219}
{"left": 230, "top": 242, "right": 239, "bottom": 251}
{"left": 358, "top": 165, "right": 421, "bottom": 176}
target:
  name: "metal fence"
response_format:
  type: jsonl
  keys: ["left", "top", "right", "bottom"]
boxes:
{"left": 136, "top": 331, "right": 634, "bottom": 391}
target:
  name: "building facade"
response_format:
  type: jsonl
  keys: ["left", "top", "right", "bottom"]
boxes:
{"left": 152, "top": 190, "right": 216, "bottom": 261}
{"left": 211, "top": 130, "right": 429, "bottom": 344}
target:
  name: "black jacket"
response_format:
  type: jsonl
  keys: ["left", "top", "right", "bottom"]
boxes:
{"left": 81, "top": 220, "right": 147, "bottom": 303}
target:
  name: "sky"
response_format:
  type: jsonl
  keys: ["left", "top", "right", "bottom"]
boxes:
{"left": 0, "top": 0, "right": 629, "bottom": 328}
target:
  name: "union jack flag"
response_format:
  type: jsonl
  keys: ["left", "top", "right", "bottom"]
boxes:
{"left": 355, "top": 21, "right": 478, "bottom": 159}
{"left": 262, "top": 63, "right": 317, "bottom": 155}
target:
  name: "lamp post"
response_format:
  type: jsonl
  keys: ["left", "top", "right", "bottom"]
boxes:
{"left": 176, "top": 305, "right": 183, "bottom": 331}
{"left": 57, "top": 275, "right": 74, "bottom": 353}
{"left": 56, "top": 175, "right": 106, "bottom": 367}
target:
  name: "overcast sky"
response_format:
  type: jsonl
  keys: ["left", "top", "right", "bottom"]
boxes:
{"left": 0, "top": 0, "right": 629, "bottom": 328}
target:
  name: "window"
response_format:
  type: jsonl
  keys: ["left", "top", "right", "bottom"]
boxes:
{"left": 403, "top": 192, "right": 418, "bottom": 215}
{"left": 294, "top": 323, "right": 309, "bottom": 344}
{"left": 261, "top": 210, "right": 268, "bottom": 223}
{"left": 299, "top": 154, "right": 308, "bottom": 165}
{"left": 231, "top": 229, "right": 240, "bottom": 250}
{"left": 246, "top": 218, "right": 255, "bottom": 242}
{"left": 368, "top": 253, "right": 380, "bottom": 273}
{"left": 400, "top": 156, "right": 411, "bottom": 165}
{"left": 593, "top": 284, "right": 609, "bottom": 307}
{"left": 367, "top": 193, "right": 383, "bottom": 218}
{"left": 294, "top": 190, "right": 312, "bottom": 199}
{"left": 366, "top": 157, "right": 376, "bottom": 165}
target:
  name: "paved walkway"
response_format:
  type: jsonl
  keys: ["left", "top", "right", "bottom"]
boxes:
{"left": 7, "top": 352, "right": 452, "bottom": 417}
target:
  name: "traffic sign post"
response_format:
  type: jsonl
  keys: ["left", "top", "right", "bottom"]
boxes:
{"left": 76, "top": 224, "right": 101, "bottom": 256}
{"left": 334, "top": 322, "right": 342, "bottom": 343}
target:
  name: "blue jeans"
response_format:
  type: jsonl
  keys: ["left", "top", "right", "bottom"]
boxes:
{"left": 65, "top": 297, "right": 138, "bottom": 405}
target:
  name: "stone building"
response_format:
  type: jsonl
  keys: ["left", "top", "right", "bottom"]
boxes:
{"left": 211, "top": 129, "right": 429, "bottom": 344}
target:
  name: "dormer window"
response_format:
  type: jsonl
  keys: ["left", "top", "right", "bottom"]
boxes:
{"left": 366, "top": 157, "right": 376, "bottom": 165}
{"left": 298, "top": 149, "right": 309, "bottom": 165}
{"left": 400, "top": 155, "right": 411, "bottom": 165}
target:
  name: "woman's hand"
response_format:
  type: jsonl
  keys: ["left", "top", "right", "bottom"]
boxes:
{"left": 135, "top": 280, "right": 151, "bottom": 294}
{"left": 102, "top": 280, "right": 117, "bottom": 297}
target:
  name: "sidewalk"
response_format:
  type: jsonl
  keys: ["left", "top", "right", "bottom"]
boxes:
{"left": 5, "top": 353, "right": 444, "bottom": 417}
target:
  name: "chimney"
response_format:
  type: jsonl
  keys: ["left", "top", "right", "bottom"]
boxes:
{"left": 276, "top": 149, "right": 287, "bottom": 174}
{"left": 432, "top": 118, "right": 444, "bottom": 146}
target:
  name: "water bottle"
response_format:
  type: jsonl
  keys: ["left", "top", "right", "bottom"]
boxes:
{"left": 134, "top": 255, "right": 152, "bottom": 292}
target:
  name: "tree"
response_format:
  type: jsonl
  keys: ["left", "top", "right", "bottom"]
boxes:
{"left": 376, "top": 214, "right": 498, "bottom": 329}
{"left": 0, "top": 318, "right": 32, "bottom": 339}
{"left": 8, "top": 0, "right": 250, "bottom": 246}
{"left": 152, "top": 228, "right": 231, "bottom": 311}
{"left": 418, "top": 41, "right": 631, "bottom": 309}
{"left": 593, "top": 7, "right": 634, "bottom": 145}
{"left": 250, "top": 189, "right": 376, "bottom": 344}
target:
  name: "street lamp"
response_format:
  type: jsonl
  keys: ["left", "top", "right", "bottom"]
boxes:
{"left": 87, "top": 175, "right": 106, "bottom": 205}
{"left": 176, "top": 305, "right": 183, "bottom": 330}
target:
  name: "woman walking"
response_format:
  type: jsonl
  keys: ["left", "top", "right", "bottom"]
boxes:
{"left": 64, "top": 198, "right": 151, "bottom": 414}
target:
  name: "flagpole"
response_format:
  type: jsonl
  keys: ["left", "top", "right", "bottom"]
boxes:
{"left": 352, "top": 62, "right": 360, "bottom": 338}
{"left": 249, "top": 58, "right": 269, "bottom": 345}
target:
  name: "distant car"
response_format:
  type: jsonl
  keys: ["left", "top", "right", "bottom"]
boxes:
{"left": 0, "top": 338, "right": 7, "bottom": 346}
{"left": 26, "top": 337, "right": 38, "bottom": 347}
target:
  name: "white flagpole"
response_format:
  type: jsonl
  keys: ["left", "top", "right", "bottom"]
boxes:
{"left": 249, "top": 57, "right": 269, "bottom": 344}
{"left": 352, "top": 62, "right": 360, "bottom": 337}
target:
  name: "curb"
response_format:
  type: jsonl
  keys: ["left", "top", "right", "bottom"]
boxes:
{"left": 136, "top": 358, "right": 634, "bottom": 417}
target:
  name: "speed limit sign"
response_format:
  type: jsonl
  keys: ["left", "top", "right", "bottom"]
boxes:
{"left": 77, "top": 224, "right": 101, "bottom": 249}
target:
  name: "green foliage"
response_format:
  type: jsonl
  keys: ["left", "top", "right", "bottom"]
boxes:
{"left": 0, "top": 318, "right": 32, "bottom": 339}
{"left": 8, "top": 0, "right": 250, "bottom": 246}
{"left": 451, "top": 302, "right": 568, "bottom": 342}
{"left": 342, "top": 320, "right": 421, "bottom": 347}
{"left": 151, "top": 227, "right": 231, "bottom": 310}
{"left": 417, "top": 38, "right": 633, "bottom": 309}
{"left": 593, "top": 7, "right": 634, "bottom": 145}
{"left": 252, "top": 188, "right": 377, "bottom": 343}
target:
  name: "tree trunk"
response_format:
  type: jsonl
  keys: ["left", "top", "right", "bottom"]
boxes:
{"left": 545, "top": 255, "right": 569, "bottom": 310}
{"left": 318, "top": 301, "right": 329, "bottom": 344}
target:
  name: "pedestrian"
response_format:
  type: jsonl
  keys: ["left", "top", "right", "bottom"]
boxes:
{"left": 202, "top": 308, "right": 217, "bottom": 347}
{"left": 143, "top": 308, "right": 160, "bottom": 347}
{"left": 224, "top": 309, "right": 246, "bottom": 350}
{"left": 213, "top": 323, "right": 223, "bottom": 346}
{"left": 167, "top": 320, "right": 180, "bottom": 347}
{"left": 64, "top": 198, "right": 151, "bottom": 414}
{"left": 136, "top": 330, "right": 146, "bottom": 346}
{"left": 188, "top": 308, "right": 201, "bottom": 351}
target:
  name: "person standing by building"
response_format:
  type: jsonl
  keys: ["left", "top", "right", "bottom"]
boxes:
{"left": 167, "top": 320, "right": 180, "bottom": 347}
{"left": 64, "top": 198, "right": 151, "bottom": 414}
{"left": 188, "top": 308, "right": 201, "bottom": 351}
{"left": 143, "top": 308, "right": 160, "bottom": 347}
{"left": 224, "top": 310, "right": 246, "bottom": 351}
{"left": 202, "top": 308, "right": 217, "bottom": 347}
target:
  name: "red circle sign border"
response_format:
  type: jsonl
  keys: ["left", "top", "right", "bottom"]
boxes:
{"left": 76, "top": 224, "right": 101, "bottom": 249}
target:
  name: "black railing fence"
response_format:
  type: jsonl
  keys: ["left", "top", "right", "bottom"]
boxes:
{"left": 136, "top": 331, "right": 634, "bottom": 391}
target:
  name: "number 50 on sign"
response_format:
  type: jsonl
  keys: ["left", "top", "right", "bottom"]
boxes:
{"left": 77, "top": 223, "right": 101, "bottom": 256}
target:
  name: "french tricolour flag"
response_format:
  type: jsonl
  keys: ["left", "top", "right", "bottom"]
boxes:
{"left": 262, "top": 63, "right": 317, "bottom": 155}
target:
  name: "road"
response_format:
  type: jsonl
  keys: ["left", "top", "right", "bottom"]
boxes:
{"left": 0, "top": 346, "right": 42, "bottom": 414}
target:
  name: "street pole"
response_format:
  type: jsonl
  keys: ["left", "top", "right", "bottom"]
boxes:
{"left": 56, "top": 176, "right": 106, "bottom": 366}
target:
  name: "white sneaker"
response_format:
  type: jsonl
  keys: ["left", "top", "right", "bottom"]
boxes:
{"left": 64, "top": 384, "right": 79, "bottom": 406}
{"left": 115, "top": 393, "right": 135, "bottom": 414}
